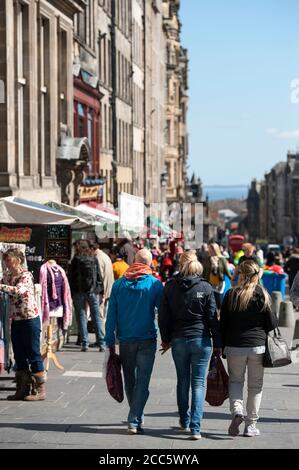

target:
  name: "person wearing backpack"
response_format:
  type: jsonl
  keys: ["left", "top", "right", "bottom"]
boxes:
{"left": 69, "top": 240, "right": 105, "bottom": 352}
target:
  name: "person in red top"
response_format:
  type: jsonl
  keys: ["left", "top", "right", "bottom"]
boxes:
{"left": 264, "top": 252, "right": 285, "bottom": 275}
{"left": 0, "top": 248, "right": 46, "bottom": 401}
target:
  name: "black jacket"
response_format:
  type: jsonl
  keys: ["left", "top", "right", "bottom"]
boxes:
{"left": 69, "top": 256, "right": 104, "bottom": 295}
{"left": 284, "top": 255, "right": 299, "bottom": 287}
{"left": 220, "top": 285, "right": 277, "bottom": 348}
{"left": 158, "top": 274, "right": 222, "bottom": 347}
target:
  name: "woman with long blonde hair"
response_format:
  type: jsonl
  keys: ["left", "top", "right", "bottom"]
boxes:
{"left": 158, "top": 250, "right": 222, "bottom": 440}
{"left": 220, "top": 260, "right": 277, "bottom": 437}
{"left": 203, "top": 243, "right": 232, "bottom": 308}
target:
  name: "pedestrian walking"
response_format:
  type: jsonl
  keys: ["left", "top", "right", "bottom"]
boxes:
{"left": 158, "top": 250, "right": 222, "bottom": 440}
{"left": 117, "top": 233, "right": 136, "bottom": 266}
{"left": 202, "top": 243, "right": 232, "bottom": 308}
{"left": 69, "top": 240, "right": 105, "bottom": 352}
{"left": 290, "top": 271, "right": 299, "bottom": 308}
{"left": 220, "top": 260, "right": 278, "bottom": 437}
{"left": 111, "top": 249, "right": 129, "bottom": 280}
{"left": 0, "top": 248, "right": 47, "bottom": 401}
{"left": 284, "top": 248, "right": 299, "bottom": 288}
{"left": 104, "top": 248, "right": 164, "bottom": 434}
{"left": 238, "top": 243, "right": 263, "bottom": 267}
{"left": 91, "top": 242, "right": 114, "bottom": 319}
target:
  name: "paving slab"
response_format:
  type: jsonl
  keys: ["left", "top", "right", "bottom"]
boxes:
{"left": 0, "top": 334, "right": 299, "bottom": 449}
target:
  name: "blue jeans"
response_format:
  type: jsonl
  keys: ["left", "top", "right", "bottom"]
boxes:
{"left": 119, "top": 339, "right": 156, "bottom": 428}
{"left": 172, "top": 336, "right": 212, "bottom": 434}
{"left": 11, "top": 316, "right": 44, "bottom": 373}
{"left": 73, "top": 293, "right": 105, "bottom": 348}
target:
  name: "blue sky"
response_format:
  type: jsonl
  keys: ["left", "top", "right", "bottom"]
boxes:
{"left": 180, "top": 0, "right": 299, "bottom": 185}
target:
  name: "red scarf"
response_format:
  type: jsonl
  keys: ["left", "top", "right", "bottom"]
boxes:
{"left": 124, "top": 263, "right": 152, "bottom": 280}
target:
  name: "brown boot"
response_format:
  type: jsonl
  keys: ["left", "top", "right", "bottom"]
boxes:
{"left": 23, "top": 372, "right": 47, "bottom": 401}
{"left": 7, "top": 370, "right": 31, "bottom": 401}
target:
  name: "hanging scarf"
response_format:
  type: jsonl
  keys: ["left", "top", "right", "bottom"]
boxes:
{"left": 47, "top": 263, "right": 58, "bottom": 301}
{"left": 39, "top": 262, "right": 72, "bottom": 329}
{"left": 124, "top": 263, "right": 153, "bottom": 280}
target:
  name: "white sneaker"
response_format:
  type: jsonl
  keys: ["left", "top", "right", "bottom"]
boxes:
{"left": 179, "top": 420, "right": 190, "bottom": 433}
{"left": 243, "top": 424, "right": 260, "bottom": 437}
{"left": 127, "top": 427, "right": 137, "bottom": 435}
{"left": 190, "top": 433, "right": 202, "bottom": 440}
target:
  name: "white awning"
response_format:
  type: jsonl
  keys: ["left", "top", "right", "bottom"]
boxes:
{"left": 77, "top": 204, "right": 119, "bottom": 223}
{"left": 0, "top": 197, "right": 90, "bottom": 228}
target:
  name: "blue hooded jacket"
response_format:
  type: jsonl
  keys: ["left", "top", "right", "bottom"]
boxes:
{"left": 104, "top": 275, "right": 164, "bottom": 346}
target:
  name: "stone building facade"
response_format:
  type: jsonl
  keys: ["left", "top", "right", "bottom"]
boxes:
{"left": 144, "top": 0, "right": 167, "bottom": 204}
{"left": 0, "top": 0, "right": 188, "bottom": 207}
{"left": 162, "top": 0, "right": 189, "bottom": 203}
{"left": 0, "top": 0, "right": 85, "bottom": 203}
{"left": 247, "top": 151, "right": 299, "bottom": 245}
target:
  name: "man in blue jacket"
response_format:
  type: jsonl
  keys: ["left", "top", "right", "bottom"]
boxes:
{"left": 105, "top": 248, "right": 164, "bottom": 434}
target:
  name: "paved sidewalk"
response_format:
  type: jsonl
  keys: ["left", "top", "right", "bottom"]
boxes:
{"left": 0, "top": 331, "right": 299, "bottom": 449}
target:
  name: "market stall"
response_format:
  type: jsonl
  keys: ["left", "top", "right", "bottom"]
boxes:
{"left": 0, "top": 197, "right": 89, "bottom": 281}
{"left": 0, "top": 197, "right": 91, "bottom": 364}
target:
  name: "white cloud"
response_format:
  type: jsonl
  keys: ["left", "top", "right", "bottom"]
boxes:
{"left": 266, "top": 128, "right": 278, "bottom": 135}
{"left": 278, "top": 130, "right": 299, "bottom": 139}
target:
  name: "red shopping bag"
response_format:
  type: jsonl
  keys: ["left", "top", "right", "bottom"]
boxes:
{"left": 106, "top": 350, "right": 124, "bottom": 403}
{"left": 205, "top": 355, "right": 229, "bottom": 406}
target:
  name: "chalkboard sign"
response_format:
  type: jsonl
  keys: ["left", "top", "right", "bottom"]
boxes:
{"left": 47, "top": 226, "right": 69, "bottom": 239}
{"left": 45, "top": 225, "right": 71, "bottom": 273}
{"left": 46, "top": 240, "right": 70, "bottom": 258}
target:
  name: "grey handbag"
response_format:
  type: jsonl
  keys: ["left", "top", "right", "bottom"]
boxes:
{"left": 263, "top": 328, "right": 292, "bottom": 368}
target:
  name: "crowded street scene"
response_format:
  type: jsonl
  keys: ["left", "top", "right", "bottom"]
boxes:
{"left": 0, "top": 0, "right": 299, "bottom": 457}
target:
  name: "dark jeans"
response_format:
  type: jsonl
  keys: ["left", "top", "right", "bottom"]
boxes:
{"left": 172, "top": 336, "right": 212, "bottom": 434}
{"left": 120, "top": 339, "right": 157, "bottom": 428}
{"left": 11, "top": 316, "right": 44, "bottom": 373}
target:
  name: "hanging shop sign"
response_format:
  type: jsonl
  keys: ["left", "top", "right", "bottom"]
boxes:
{"left": 0, "top": 226, "right": 32, "bottom": 243}
{"left": 79, "top": 185, "right": 100, "bottom": 202}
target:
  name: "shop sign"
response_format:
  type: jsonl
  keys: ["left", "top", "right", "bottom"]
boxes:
{"left": 0, "top": 226, "right": 32, "bottom": 243}
{"left": 79, "top": 185, "right": 100, "bottom": 201}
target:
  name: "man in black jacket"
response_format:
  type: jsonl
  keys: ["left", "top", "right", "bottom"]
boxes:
{"left": 69, "top": 240, "right": 105, "bottom": 352}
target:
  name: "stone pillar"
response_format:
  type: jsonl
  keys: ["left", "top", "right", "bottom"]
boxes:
{"left": 271, "top": 291, "right": 282, "bottom": 318}
{"left": 279, "top": 301, "right": 296, "bottom": 328}
{"left": 28, "top": 0, "right": 39, "bottom": 185}
{"left": 66, "top": 26, "right": 73, "bottom": 138}
{"left": 0, "top": 0, "right": 17, "bottom": 194}
{"left": 49, "top": 14, "right": 58, "bottom": 179}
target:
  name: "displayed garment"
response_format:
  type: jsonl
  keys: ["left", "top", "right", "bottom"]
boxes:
{"left": 39, "top": 261, "right": 72, "bottom": 330}
{"left": 0, "top": 292, "right": 12, "bottom": 373}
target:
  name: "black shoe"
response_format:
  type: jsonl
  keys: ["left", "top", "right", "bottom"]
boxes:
{"left": 137, "top": 425, "right": 144, "bottom": 434}
{"left": 99, "top": 346, "right": 106, "bottom": 352}
{"left": 81, "top": 346, "right": 89, "bottom": 352}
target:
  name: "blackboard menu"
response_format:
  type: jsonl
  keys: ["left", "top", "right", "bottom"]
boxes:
{"left": 47, "top": 226, "right": 69, "bottom": 240}
{"left": 46, "top": 225, "right": 71, "bottom": 273}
